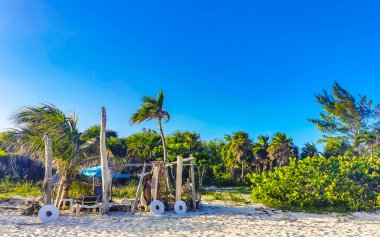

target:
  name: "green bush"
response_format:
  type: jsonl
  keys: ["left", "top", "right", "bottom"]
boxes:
{"left": 112, "top": 179, "right": 138, "bottom": 199}
{"left": 0, "top": 177, "right": 40, "bottom": 201}
{"left": 68, "top": 181, "right": 93, "bottom": 198}
{"left": 249, "top": 156, "right": 380, "bottom": 212}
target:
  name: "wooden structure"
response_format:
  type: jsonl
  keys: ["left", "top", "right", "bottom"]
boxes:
{"left": 130, "top": 154, "right": 199, "bottom": 214}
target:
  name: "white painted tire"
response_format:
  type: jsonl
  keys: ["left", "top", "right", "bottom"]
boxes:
{"left": 150, "top": 200, "right": 165, "bottom": 215}
{"left": 38, "top": 205, "right": 59, "bottom": 223}
{"left": 174, "top": 200, "right": 187, "bottom": 215}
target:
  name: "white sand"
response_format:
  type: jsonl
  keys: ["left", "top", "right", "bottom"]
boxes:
{"left": 0, "top": 200, "right": 379, "bottom": 237}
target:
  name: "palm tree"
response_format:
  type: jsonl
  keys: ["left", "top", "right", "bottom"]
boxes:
{"left": 130, "top": 90, "right": 171, "bottom": 188}
{"left": 221, "top": 134, "right": 235, "bottom": 176}
{"left": 228, "top": 131, "right": 253, "bottom": 180}
{"left": 253, "top": 135, "right": 270, "bottom": 172}
{"left": 355, "top": 131, "right": 379, "bottom": 158}
{"left": 8, "top": 104, "right": 96, "bottom": 204}
{"left": 300, "top": 142, "right": 319, "bottom": 159}
{"left": 130, "top": 90, "right": 170, "bottom": 163}
{"left": 268, "top": 133, "right": 298, "bottom": 169}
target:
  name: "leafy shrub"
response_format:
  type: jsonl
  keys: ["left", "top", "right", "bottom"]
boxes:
{"left": 112, "top": 179, "right": 138, "bottom": 199}
{"left": 249, "top": 156, "right": 380, "bottom": 212}
{"left": 68, "top": 181, "right": 93, "bottom": 198}
{"left": 0, "top": 177, "right": 40, "bottom": 201}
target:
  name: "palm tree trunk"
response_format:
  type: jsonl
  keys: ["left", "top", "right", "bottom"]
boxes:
{"left": 158, "top": 119, "right": 168, "bottom": 162}
{"left": 55, "top": 172, "right": 69, "bottom": 207}
{"left": 241, "top": 162, "right": 244, "bottom": 180}
{"left": 158, "top": 119, "right": 171, "bottom": 190}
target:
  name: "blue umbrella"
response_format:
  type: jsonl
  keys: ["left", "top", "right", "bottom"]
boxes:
{"left": 81, "top": 166, "right": 131, "bottom": 179}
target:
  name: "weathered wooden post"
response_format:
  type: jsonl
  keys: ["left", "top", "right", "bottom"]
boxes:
{"left": 175, "top": 156, "right": 183, "bottom": 202}
{"left": 190, "top": 158, "right": 197, "bottom": 211}
{"left": 100, "top": 107, "right": 111, "bottom": 215}
{"left": 152, "top": 165, "right": 160, "bottom": 200}
{"left": 132, "top": 162, "right": 146, "bottom": 214}
{"left": 43, "top": 133, "right": 53, "bottom": 205}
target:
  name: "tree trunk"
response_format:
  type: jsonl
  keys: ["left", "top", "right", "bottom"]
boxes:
{"left": 55, "top": 172, "right": 69, "bottom": 207}
{"left": 158, "top": 119, "right": 171, "bottom": 190}
{"left": 100, "top": 107, "right": 111, "bottom": 215}
{"left": 43, "top": 133, "right": 52, "bottom": 205}
{"left": 241, "top": 162, "right": 244, "bottom": 180}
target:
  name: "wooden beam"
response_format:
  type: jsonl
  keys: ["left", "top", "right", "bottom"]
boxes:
{"left": 132, "top": 162, "right": 146, "bottom": 214}
{"left": 123, "top": 163, "right": 153, "bottom": 167}
{"left": 122, "top": 156, "right": 195, "bottom": 168}
{"left": 175, "top": 156, "right": 183, "bottom": 202}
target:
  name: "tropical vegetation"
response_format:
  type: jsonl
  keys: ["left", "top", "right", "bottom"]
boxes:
{"left": 0, "top": 82, "right": 379, "bottom": 212}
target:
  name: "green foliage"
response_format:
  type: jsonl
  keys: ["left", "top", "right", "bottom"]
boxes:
{"left": 112, "top": 179, "right": 138, "bottom": 199}
{"left": 166, "top": 131, "right": 202, "bottom": 161}
{"left": 222, "top": 131, "right": 254, "bottom": 180}
{"left": 249, "top": 156, "right": 380, "bottom": 212}
{"left": 124, "top": 129, "right": 162, "bottom": 162}
{"left": 130, "top": 90, "right": 170, "bottom": 162}
{"left": 202, "top": 190, "right": 249, "bottom": 204}
{"left": 300, "top": 142, "right": 319, "bottom": 159}
{"left": 0, "top": 177, "right": 40, "bottom": 201}
{"left": 81, "top": 125, "right": 127, "bottom": 158}
{"left": 268, "top": 133, "right": 298, "bottom": 168}
{"left": 68, "top": 181, "right": 93, "bottom": 198}
{"left": 80, "top": 125, "right": 118, "bottom": 141}
{"left": 0, "top": 149, "right": 6, "bottom": 157}
{"left": 309, "top": 82, "right": 376, "bottom": 139}
{"left": 309, "top": 82, "right": 379, "bottom": 156}
{"left": 322, "top": 137, "right": 354, "bottom": 158}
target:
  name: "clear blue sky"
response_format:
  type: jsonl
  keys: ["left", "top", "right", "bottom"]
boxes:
{"left": 1, "top": 1, "right": 380, "bottom": 150}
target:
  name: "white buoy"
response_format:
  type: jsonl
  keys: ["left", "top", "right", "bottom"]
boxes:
{"left": 174, "top": 200, "right": 187, "bottom": 215}
{"left": 38, "top": 205, "right": 59, "bottom": 223}
{"left": 150, "top": 200, "right": 165, "bottom": 215}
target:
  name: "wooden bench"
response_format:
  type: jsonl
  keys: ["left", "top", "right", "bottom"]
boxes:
{"left": 73, "top": 196, "right": 101, "bottom": 216}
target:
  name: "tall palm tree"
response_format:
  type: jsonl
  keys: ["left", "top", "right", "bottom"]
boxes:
{"left": 228, "top": 131, "right": 253, "bottom": 180}
{"left": 300, "top": 142, "right": 319, "bottom": 159}
{"left": 268, "top": 133, "right": 298, "bottom": 169}
{"left": 8, "top": 104, "right": 96, "bottom": 204}
{"left": 130, "top": 90, "right": 171, "bottom": 188}
{"left": 253, "top": 135, "right": 270, "bottom": 172}
{"left": 130, "top": 90, "right": 170, "bottom": 162}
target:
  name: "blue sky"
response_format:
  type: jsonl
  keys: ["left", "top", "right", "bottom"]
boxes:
{"left": 1, "top": 1, "right": 380, "bottom": 150}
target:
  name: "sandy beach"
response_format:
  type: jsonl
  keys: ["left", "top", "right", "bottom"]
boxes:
{"left": 1, "top": 199, "right": 379, "bottom": 237}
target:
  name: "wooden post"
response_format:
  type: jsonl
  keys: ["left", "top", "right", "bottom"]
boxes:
{"left": 132, "top": 162, "right": 146, "bottom": 214}
{"left": 43, "top": 133, "right": 53, "bottom": 205}
{"left": 190, "top": 160, "right": 197, "bottom": 211}
{"left": 100, "top": 107, "right": 111, "bottom": 215}
{"left": 175, "top": 156, "right": 183, "bottom": 202}
{"left": 152, "top": 166, "right": 159, "bottom": 200}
